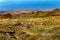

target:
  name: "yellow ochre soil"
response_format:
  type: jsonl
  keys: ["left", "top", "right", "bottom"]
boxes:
{"left": 0, "top": 9, "right": 60, "bottom": 40}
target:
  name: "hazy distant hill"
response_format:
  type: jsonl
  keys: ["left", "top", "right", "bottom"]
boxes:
{"left": 0, "top": 8, "right": 60, "bottom": 18}
{"left": 0, "top": 14, "right": 12, "bottom": 18}
{"left": 47, "top": 8, "right": 60, "bottom": 16}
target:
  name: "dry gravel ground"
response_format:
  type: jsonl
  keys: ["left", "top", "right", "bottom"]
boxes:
{"left": 0, "top": 9, "right": 60, "bottom": 40}
{"left": 0, "top": 15, "right": 60, "bottom": 40}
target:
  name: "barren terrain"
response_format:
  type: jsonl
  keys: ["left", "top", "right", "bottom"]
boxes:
{"left": 0, "top": 9, "right": 60, "bottom": 40}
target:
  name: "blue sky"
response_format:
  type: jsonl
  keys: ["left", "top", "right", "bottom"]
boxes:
{"left": 0, "top": 0, "right": 60, "bottom": 10}
{"left": 0, "top": 0, "right": 60, "bottom": 1}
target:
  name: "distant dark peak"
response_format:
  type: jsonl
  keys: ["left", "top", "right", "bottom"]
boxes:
{"left": 49, "top": 8, "right": 60, "bottom": 13}
{"left": 0, "top": 11, "right": 4, "bottom": 13}
{"left": 52, "top": 8, "right": 60, "bottom": 11}
{"left": 0, "top": 11, "right": 6, "bottom": 13}
{"left": 3, "top": 13, "right": 12, "bottom": 16}
{"left": 46, "top": 8, "right": 60, "bottom": 16}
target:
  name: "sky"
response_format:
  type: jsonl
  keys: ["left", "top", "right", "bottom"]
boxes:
{"left": 0, "top": 0, "right": 60, "bottom": 10}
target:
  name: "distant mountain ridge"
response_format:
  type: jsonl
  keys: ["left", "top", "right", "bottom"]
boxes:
{"left": 0, "top": 8, "right": 60, "bottom": 18}
{"left": 47, "top": 8, "right": 60, "bottom": 16}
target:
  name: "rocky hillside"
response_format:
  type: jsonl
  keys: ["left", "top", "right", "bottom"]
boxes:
{"left": 0, "top": 8, "right": 60, "bottom": 18}
{"left": 0, "top": 9, "right": 60, "bottom": 40}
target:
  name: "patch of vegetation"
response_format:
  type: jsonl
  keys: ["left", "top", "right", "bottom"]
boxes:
{"left": 0, "top": 9, "right": 60, "bottom": 40}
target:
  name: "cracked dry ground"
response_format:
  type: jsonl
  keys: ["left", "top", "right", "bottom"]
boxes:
{"left": 0, "top": 16, "right": 60, "bottom": 40}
